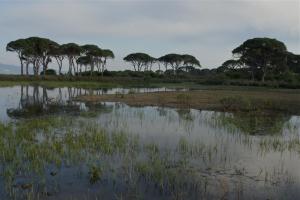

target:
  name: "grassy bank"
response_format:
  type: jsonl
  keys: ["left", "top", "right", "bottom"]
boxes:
{"left": 1, "top": 74, "right": 300, "bottom": 89}
{"left": 77, "top": 89, "right": 300, "bottom": 114}
{"left": 0, "top": 75, "right": 199, "bottom": 89}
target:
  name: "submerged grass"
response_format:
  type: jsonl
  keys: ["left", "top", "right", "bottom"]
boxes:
{"left": 0, "top": 114, "right": 299, "bottom": 199}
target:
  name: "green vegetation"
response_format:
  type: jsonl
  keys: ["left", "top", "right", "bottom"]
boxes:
{"left": 212, "top": 111, "right": 290, "bottom": 135}
{"left": 2, "top": 35, "right": 300, "bottom": 199}
{"left": 6, "top": 37, "right": 114, "bottom": 77}
{"left": 0, "top": 114, "right": 299, "bottom": 199}
{"left": 158, "top": 53, "right": 201, "bottom": 75}
{"left": 218, "top": 37, "right": 300, "bottom": 86}
{"left": 123, "top": 52, "right": 156, "bottom": 72}
{"left": 5, "top": 36, "right": 300, "bottom": 89}
{"left": 78, "top": 89, "right": 300, "bottom": 115}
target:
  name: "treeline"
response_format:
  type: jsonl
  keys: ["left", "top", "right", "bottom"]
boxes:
{"left": 6, "top": 37, "right": 300, "bottom": 84}
{"left": 218, "top": 38, "right": 300, "bottom": 82}
{"left": 6, "top": 37, "right": 201, "bottom": 77}
{"left": 6, "top": 37, "right": 114, "bottom": 76}
{"left": 123, "top": 53, "right": 200, "bottom": 74}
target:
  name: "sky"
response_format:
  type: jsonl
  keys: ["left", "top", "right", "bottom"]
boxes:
{"left": 0, "top": 0, "right": 299, "bottom": 71}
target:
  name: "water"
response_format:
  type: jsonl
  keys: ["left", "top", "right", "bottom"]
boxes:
{"left": 0, "top": 85, "right": 300, "bottom": 199}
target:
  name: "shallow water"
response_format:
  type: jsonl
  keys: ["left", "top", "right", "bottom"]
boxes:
{"left": 0, "top": 85, "right": 300, "bottom": 199}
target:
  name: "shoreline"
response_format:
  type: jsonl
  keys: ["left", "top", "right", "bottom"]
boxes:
{"left": 76, "top": 90, "right": 300, "bottom": 115}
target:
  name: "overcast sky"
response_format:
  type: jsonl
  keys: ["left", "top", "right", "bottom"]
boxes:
{"left": 0, "top": 0, "right": 299, "bottom": 71}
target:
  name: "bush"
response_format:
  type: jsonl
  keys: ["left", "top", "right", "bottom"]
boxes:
{"left": 40, "top": 69, "right": 57, "bottom": 75}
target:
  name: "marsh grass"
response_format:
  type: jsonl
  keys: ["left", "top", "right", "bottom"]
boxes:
{"left": 78, "top": 89, "right": 300, "bottom": 115}
{"left": 0, "top": 114, "right": 299, "bottom": 199}
{"left": 176, "top": 93, "right": 192, "bottom": 107}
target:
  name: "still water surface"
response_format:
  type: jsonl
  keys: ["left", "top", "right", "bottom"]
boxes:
{"left": 0, "top": 85, "right": 299, "bottom": 199}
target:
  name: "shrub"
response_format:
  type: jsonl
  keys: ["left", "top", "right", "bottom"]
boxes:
{"left": 40, "top": 69, "right": 57, "bottom": 75}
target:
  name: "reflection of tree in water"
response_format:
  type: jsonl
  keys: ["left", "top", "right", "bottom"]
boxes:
{"left": 212, "top": 111, "right": 291, "bottom": 135}
{"left": 157, "top": 107, "right": 168, "bottom": 117}
{"left": 177, "top": 109, "right": 194, "bottom": 121}
{"left": 84, "top": 102, "right": 113, "bottom": 115}
{"left": 176, "top": 109, "right": 195, "bottom": 133}
{"left": 7, "top": 86, "right": 111, "bottom": 118}
{"left": 7, "top": 85, "right": 81, "bottom": 118}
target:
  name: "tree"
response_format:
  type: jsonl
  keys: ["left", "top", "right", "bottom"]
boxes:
{"left": 100, "top": 49, "right": 114, "bottom": 77}
{"left": 181, "top": 54, "right": 201, "bottom": 68}
{"left": 76, "top": 56, "right": 92, "bottom": 74}
{"left": 220, "top": 59, "right": 244, "bottom": 74}
{"left": 22, "top": 44, "right": 37, "bottom": 76}
{"left": 61, "top": 43, "right": 82, "bottom": 76}
{"left": 158, "top": 54, "right": 183, "bottom": 75}
{"left": 49, "top": 45, "right": 65, "bottom": 75}
{"left": 287, "top": 52, "right": 300, "bottom": 74}
{"left": 222, "top": 59, "right": 242, "bottom": 69}
{"left": 144, "top": 56, "right": 156, "bottom": 71}
{"left": 232, "top": 38, "right": 288, "bottom": 82}
{"left": 27, "top": 37, "right": 59, "bottom": 76}
{"left": 123, "top": 53, "right": 155, "bottom": 72}
{"left": 7, "top": 37, "right": 115, "bottom": 77}
{"left": 6, "top": 39, "right": 28, "bottom": 75}
{"left": 81, "top": 44, "right": 102, "bottom": 76}
{"left": 181, "top": 54, "right": 201, "bottom": 72}
{"left": 7, "top": 37, "right": 58, "bottom": 76}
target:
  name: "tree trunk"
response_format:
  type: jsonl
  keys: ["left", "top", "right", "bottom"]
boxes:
{"left": 101, "top": 62, "right": 105, "bottom": 77}
{"left": 262, "top": 72, "right": 265, "bottom": 82}
{"left": 76, "top": 63, "right": 79, "bottom": 76}
{"left": 19, "top": 56, "right": 24, "bottom": 76}
{"left": 261, "top": 61, "right": 267, "bottom": 82}
{"left": 102, "top": 58, "right": 107, "bottom": 77}
{"left": 59, "top": 63, "right": 62, "bottom": 75}
{"left": 43, "top": 65, "right": 46, "bottom": 76}
{"left": 90, "top": 63, "right": 94, "bottom": 76}
{"left": 21, "top": 63, "right": 24, "bottom": 75}
{"left": 251, "top": 70, "right": 254, "bottom": 81}
{"left": 55, "top": 57, "right": 63, "bottom": 76}
{"left": 26, "top": 62, "right": 29, "bottom": 76}
{"left": 72, "top": 60, "right": 77, "bottom": 76}
{"left": 68, "top": 57, "right": 73, "bottom": 76}
{"left": 33, "top": 60, "right": 39, "bottom": 76}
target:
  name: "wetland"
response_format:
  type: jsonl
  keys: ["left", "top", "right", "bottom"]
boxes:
{"left": 0, "top": 84, "right": 299, "bottom": 199}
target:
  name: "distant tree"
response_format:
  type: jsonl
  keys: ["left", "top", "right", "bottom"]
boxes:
{"left": 7, "top": 37, "right": 58, "bottom": 76}
{"left": 182, "top": 54, "right": 201, "bottom": 68}
{"left": 27, "top": 37, "right": 59, "bottom": 76}
{"left": 6, "top": 39, "right": 28, "bottom": 75}
{"left": 40, "top": 69, "right": 57, "bottom": 75}
{"left": 76, "top": 56, "right": 92, "bottom": 74}
{"left": 158, "top": 54, "right": 183, "bottom": 75}
{"left": 220, "top": 59, "right": 244, "bottom": 74}
{"left": 81, "top": 44, "right": 102, "bottom": 76}
{"left": 145, "top": 56, "right": 156, "bottom": 71}
{"left": 49, "top": 45, "right": 65, "bottom": 75}
{"left": 232, "top": 38, "right": 288, "bottom": 82}
{"left": 22, "top": 44, "right": 37, "bottom": 75}
{"left": 222, "top": 59, "right": 241, "bottom": 69}
{"left": 287, "top": 52, "right": 300, "bottom": 74}
{"left": 100, "top": 49, "right": 115, "bottom": 77}
{"left": 157, "top": 55, "right": 169, "bottom": 71}
{"left": 61, "top": 43, "right": 82, "bottom": 76}
{"left": 7, "top": 37, "right": 116, "bottom": 77}
{"left": 180, "top": 54, "right": 201, "bottom": 73}
{"left": 123, "top": 53, "right": 155, "bottom": 72}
